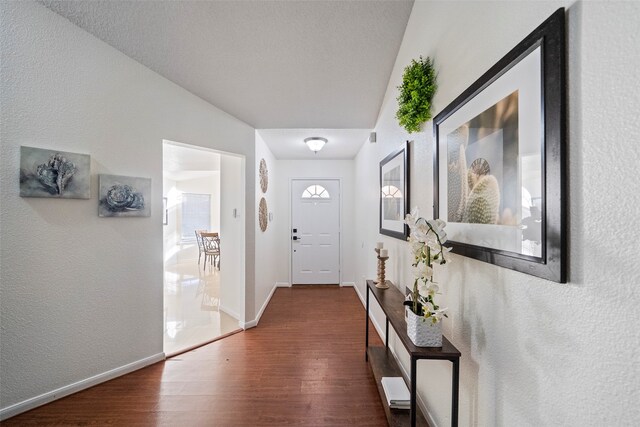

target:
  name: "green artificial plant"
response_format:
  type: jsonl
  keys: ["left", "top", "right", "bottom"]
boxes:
{"left": 396, "top": 56, "right": 437, "bottom": 133}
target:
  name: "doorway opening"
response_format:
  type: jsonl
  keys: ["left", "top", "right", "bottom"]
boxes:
{"left": 290, "top": 179, "right": 341, "bottom": 285}
{"left": 162, "top": 140, "right": 245, "bottom": 356}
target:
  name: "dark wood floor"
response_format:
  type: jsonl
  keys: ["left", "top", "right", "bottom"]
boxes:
{"left": 3, "top": 286, "right": 387, "bottom": 426}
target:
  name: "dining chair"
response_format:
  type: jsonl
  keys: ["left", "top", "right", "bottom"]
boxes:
{"left": 201, "top": 232, "right": 220, "bottom": 271}
{"left": 195, "top": 229, "right": 207, "bottom": 264}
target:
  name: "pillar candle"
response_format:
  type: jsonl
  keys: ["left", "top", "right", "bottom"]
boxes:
{"left": 376, "top": 242, "right": 384, "bottom": 249}
{"left": 380, "top": 249, "right": 388, "bottom": 257}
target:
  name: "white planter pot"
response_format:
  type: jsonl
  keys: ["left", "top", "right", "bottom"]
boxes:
{"left": 405, "top": 307, "right": 442, "bottom": 347}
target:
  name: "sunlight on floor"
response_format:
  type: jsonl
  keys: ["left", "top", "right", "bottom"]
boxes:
{"left": 163, "top": 261, "right": 240, "bottom": 356}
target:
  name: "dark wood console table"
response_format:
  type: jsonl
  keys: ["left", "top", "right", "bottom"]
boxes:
{"left": 365, "top": 280, "right": 461, "bottom": 427}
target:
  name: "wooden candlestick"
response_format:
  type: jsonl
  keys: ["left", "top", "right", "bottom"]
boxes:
{"left": 374, "top": 248, "right": 390, "bottom": 289}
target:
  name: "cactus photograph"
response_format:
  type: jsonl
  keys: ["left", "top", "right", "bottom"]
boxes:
{"left": 440, "top": 88, "right": 544, "bottom": 258}
{"left": 446, "top": 90, "right": 519, "bottom": 227}
{"left": 432, "top": 10, "right": 565, "bottom": 281}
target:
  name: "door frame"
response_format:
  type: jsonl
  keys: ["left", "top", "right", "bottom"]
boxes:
{"left": 289, "top": 178, "right": 343, "bottom": 286}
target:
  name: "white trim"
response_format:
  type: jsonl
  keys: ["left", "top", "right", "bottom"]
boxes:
{"left": 219, "top": 303, "right": 242, "bottom": 322}
{"left": 240, "top": 282, "right": 289, "bottom": 329}
{"left": 241, "top": 319, "right": 258, "bottom": 329}
{"left": 0, "top": 352, "right": 165, "bottom": 421}
{"left": 352, "top": 284, "right": 439, "bottom": 427}
{"left": 340, "top": 281, "right": 355, "bottom": 287}
{"left": 274, "top": 280, "right": 290, "bottom": 289}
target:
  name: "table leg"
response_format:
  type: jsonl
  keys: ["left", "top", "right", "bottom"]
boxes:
{"left": 452, "top": 358, "right": 459, "bottom": 427}
{"left": 385, "top": 318, "right": 389, "bottom": 349}
{"left": 365, "top": 286, "right": 369, "bottom": 361}
{"left": 410, "top": 356, "right": 417, "bottom": 427}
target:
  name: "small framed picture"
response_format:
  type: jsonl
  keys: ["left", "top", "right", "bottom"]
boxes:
{"left": 379, "top": 141, "right": 409, "bottom": 240}
{"left": 98, "top": 174, "right": 151, "bottom": 218}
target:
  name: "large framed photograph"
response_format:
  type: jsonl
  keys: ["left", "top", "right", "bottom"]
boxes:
{"left": 433, "top": 8, "right": 566, "bottom": 282}
{"left": 379, "top": 141, "right": 409, "bottom": 240}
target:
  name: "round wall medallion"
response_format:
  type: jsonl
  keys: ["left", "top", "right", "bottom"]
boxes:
{"left": 259, "top": 197, "right": 268, "bottom": 232}
{"left": 259, "top": 159, "right": 268, "bottom": 193}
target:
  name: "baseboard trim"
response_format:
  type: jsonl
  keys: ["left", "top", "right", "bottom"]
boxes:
{"left": 218, "top": 304, "right": 242, "bottom": 325}
{"left": 165, "top": 329, "right": 243, "bottom": 358}
{"left": 353, "top": 283, "right": 438, "bottom": 427}
{"left": 352, "top": 283, "right": 386, "bottom": 342}
{"left": 241, "top": 282, "right": 287, "bottom": 330}
{"left": 0, "top": 352, "right": 165, "bottom": 421}
{"left": 340, "top": 281, "right": 355, "bottom": 287}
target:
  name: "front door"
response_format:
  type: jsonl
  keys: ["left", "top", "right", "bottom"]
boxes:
{"left": 291, "top": 180, "right": 340, "bottom": 285}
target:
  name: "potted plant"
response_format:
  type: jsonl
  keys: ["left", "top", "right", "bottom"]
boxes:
{"left": 403, "top": 207, "right": 450, "bottom": 347}
{"left": 396, "top": 56, "right": 437, "bottom": 133}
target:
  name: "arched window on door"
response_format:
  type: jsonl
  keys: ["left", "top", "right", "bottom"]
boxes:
{"left": 302, "top": 185, "right": 330, "bottom": 199}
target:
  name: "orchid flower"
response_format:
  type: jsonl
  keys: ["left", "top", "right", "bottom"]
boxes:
{"left": 404, "top": 206, "right": 451, "bottom": 323}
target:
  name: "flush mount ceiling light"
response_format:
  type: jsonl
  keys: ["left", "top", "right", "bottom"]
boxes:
{"left": 304, "top": 137, "right": 328, "bottom": 153}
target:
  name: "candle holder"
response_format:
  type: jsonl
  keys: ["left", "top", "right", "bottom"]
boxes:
{"left": 374, "top": 248, "right": 390, "bottom": 289}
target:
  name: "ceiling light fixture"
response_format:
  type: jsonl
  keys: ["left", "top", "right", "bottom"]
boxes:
{"left": 304, "top": 137, "right": 327, "bottom": 153}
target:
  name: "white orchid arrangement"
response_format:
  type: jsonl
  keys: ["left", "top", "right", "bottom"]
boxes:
{"left": 404, "top": 207, "right": 451, "bottom": 324}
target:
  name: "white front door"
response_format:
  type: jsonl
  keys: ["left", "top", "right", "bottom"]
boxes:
{"left": 291, "top": 179, "right": 340, "bottom": 285}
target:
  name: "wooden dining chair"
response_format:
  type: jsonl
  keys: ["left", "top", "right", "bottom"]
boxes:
{"left": 200, "top": 232, "right": 220, "bottom": 271}
{"left": 195, "top": 229, "right": 207, "bottom": 265}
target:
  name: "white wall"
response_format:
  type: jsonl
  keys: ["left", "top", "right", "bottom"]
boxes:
{"left": 354, "top": 1, "right": 640, "bottom": 426}
{"left": 219, "top": 155, "right": 246, "bottom": 323}
{"left": 273, "top": 159, "right": 357, "bottom": 286}
{"left": 252, "top": 132, "right": 281, "bottom": 324}
{"left": 0, "top": 1, "right": 255, "bottom": 417}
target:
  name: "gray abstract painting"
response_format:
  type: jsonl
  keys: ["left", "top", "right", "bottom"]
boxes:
{"left": 20, "top": 146, "right": 91, "bottom": 199}
{"left": 98, "top": 174, "right": 151, "bottom": 217}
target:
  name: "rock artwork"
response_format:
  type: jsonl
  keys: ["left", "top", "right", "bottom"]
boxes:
{"left": 20, "top": 146, "right": 91, "bottom": 199}
{"left": 98, "top": 174, "right": 151, "bottom": 217}
{"left": 104, "top": 184, "right": 145, "bottom": 212}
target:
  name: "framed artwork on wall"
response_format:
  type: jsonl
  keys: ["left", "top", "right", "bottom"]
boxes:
{"left": 19, "top": 146, "right": 91, "bottom": 199}
{"left": 98, "top": 174, "right": 152, "bottom": 218}
{"left": 433, "top": 8, "right": 566, "bottom": 282}
{"left": 379, "top": 141, "right": 409, "bottom": 240}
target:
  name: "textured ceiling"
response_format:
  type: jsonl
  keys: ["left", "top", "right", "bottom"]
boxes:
{"left": 41, "top": 0, "right": 414, "bottom": 129}
{"left": 258, "top": 129, "right": 371, "bottom": 159}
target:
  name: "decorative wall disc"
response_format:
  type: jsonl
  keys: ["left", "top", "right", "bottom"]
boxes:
{"left": 259, "top": 158, "right": 268, "bottom": 193}
{"left": 259, "top": 197, "right": 268, "bottom": 232}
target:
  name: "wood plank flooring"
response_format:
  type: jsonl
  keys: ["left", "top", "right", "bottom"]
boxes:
{"left": 3, "top": 286, "right": 387, "bottom": 426}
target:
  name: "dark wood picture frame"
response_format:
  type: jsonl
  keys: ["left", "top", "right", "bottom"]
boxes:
{"left": 433, "top": 8, "right": 566, "bottom": 282}
{"left": 379, "top": 141, "right": 410, "bottom": 240}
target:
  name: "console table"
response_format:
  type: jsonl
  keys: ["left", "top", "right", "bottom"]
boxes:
{"left": 365, "top": 280, "right": 461, "bottom": 427}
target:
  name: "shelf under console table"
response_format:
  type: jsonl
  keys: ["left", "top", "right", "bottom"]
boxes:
{"left": 365, "top": 280, "right": 461, "bottom": 427}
